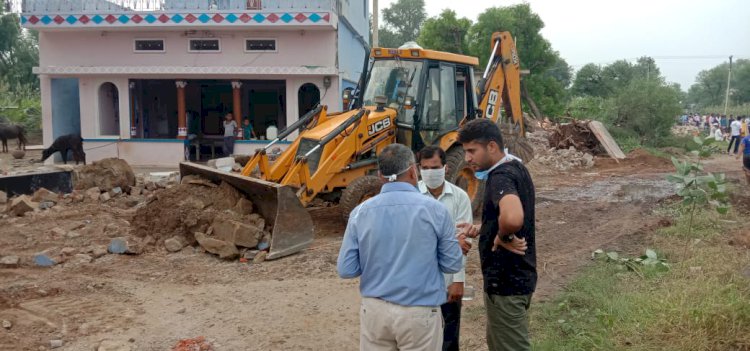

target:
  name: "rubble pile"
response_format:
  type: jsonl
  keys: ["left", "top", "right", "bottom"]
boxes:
{"left": 530, "top": 146, "right": 595, "bottom": 171}
{"left": 671, "top": 125, "right": 700, "bottom": 137}
{"left": 547, "top": 120, "right": 604, "bottom": 155}
{"left": 130, "top": 175, "right": 271, "bottom": 260}
{"left": 74, "top": 158, "right": 136, "bottom": 192}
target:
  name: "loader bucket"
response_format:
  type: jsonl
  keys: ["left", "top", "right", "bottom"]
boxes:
{"left": 179, "top": 162, "right": 314, "bottom": 260}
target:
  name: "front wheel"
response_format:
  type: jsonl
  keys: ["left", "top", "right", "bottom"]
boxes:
{"left": 445, "top": 147, "right": 484, "bottom": 214}
{"left": 340, "top": 175, "right": 384, "bottom": 221}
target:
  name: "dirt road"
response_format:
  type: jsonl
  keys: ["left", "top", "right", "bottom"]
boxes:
{"left": 1, "top": 153, "right": 742, "bottom": 350}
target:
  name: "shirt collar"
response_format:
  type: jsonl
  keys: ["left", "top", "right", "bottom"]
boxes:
{"left": 381, "top": 182, "right": 419, "bottom": 193}
{"left": 417, "top": 181, "right": 453, "bottom": 196}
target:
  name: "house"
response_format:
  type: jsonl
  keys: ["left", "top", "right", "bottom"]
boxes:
{"left": 20, "top": 0, "right": 369, "bottom": 166}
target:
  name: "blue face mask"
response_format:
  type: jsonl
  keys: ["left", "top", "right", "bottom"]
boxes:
{"left": 474, "top": 169, "right": 489, "bottom": 180}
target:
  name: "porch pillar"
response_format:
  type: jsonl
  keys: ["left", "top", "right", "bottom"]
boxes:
{"left": 176, "top": 80, "right": 187, "bottom": 139}
{"left": 231, "top": 80, "right": 243, "bottom": 138}
{"left": 128, "top": 81, "right": 137, "bottom": 137}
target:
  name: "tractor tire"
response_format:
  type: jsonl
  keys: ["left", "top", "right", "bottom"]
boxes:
{"left": 445, "top": 147, "right": 485, "bottom": 214}
{"left": 340, "top": 175, "right": 384, "bottom": 221}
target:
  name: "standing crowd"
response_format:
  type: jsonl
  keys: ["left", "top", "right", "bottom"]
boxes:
{"left": 338, "top": 119, "right": 537, "bottom": 351}
{"left": 680, "top": 113, "right": 750, "bottom": 184}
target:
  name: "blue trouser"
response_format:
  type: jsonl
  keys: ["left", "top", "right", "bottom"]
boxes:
{"left": 223, "top": 136, "right": 235, "bottom": 156}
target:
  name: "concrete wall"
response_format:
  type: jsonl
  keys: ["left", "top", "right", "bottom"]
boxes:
{"left": 38, "top": 30, "right": 336, "bottom": 68}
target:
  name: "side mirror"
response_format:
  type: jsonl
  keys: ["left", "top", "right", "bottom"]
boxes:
{"left": 342, "top": 89, "right": 352, "bottom": 109}
{"left": 403, "top": 96, "right": 415, "bottom": 110}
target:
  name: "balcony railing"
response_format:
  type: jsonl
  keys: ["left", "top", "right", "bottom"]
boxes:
{"left": 16, "top": 0, "right": 336, "bottom": 13}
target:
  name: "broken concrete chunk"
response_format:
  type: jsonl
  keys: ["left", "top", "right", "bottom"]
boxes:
{"left": 234, "top": 198, "right": 254, "bottom": 215}
{"left": 60, "top": 247, "right": 77, "bottom": 256}
{"left": 91, "top": 246, "right": 108, "bottom": 258}
{"left": 164, "top": 236, "right": 188, "bottom": 253}
{"left": 129, "top": 186, "right": 142, "bottom": 196}
{"left": 1, "top": 319, "right": 11, "bottom": 329}
{"left": 8, "top": 195, "right": 36, "bottom": 216}
{"left": 212, "top": 218, "right": 261, "bottom": 249}
{"left": 253, "top": 250, "right": 267, "bottom": 263}
{"left": 50, "top": 339, "right": 63, "bottom": 348}
{"left": 50, "top": 227, "right": 67, "bottom": 237}
{"left": 31, "top": 188, "right": 58, "bottom": 203}
{"left": 85, "top": 187, "right": 101, "bottom": 201}
{"left": 195, "top": 232, "right": 238, "bottom": 259}
{"left": 110, "top": 187, "right": 123, "bottom": 197}
{"left": 74, "top": 254, "right": 93, "bottom": 264}
{"left": 0, "top": 190, "right": 7, "bottom": 204}
{"left": 38, "top": 201, "right": 55, "bottom": 210}
{"left": 248, "top": 213, "right": 266, "bottom": 230}
{"left": 99, "top": 192, "right": 111, "bottom": 202}
{"left": 0, "top": 255, "right": 20, "bottom": 268}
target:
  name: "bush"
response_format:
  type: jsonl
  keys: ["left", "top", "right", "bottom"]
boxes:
{"left": 0, "top": 87, "right": 41, "bottom": 133}
{"left": 609, "top": 79, "right": 682, "bottom": 146}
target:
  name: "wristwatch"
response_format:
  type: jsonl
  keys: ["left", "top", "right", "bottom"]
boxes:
{"left": 501, "top": 234, "right": 515, "bottom": 243}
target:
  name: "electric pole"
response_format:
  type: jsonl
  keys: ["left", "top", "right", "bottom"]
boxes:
{"left": 723, "top": 55, "right": 733, "bottom": 116}
{"left": 372, "top": 0, "right": 379, "bottom": 47}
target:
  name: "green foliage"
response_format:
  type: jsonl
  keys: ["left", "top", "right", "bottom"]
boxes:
{"left": 688, "top": 59, "right": 750, "bottom": 109}
{"left": 592, "top": 248, "right": 670, "bottom": 277}
{"left": 416, "top": 9, "right": 471, "bottom": 54}
{"left": 608, "top": 79, "right": 682, "bottom": 146}
{"left": 0, "top": 13, "right": 39, "bottom": 91}
{"left": 0, "top": 86, "right": 42, "bottom": 132}
{"left": 667, "top": 137, "right": 730, "bottom": 214}
{"left": 467, "top": 4, "right": 571, "bottom": 117}
{"left": 698, "top": 103, "right": 750, "bottom": 116}
{"left": 571, "top": 63, "right": 606, "bottom": 97}
{"left": 377, "top": 0, "right": 426, "bottom": 47}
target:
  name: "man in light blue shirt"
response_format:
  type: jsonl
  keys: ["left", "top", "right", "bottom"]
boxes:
{"left": 337, "top": 144, "right": 463, "bottom": 351}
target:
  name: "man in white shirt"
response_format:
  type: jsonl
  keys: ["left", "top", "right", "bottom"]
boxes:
{"left": 728, "top": 116, "right": 743, "bottom": 155}
{"left": 417, "top": 146, "right": 472, "bottom": 351}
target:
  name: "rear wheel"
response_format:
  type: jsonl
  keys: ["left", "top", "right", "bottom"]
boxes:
{"left": 445, "top": 146, "right": 484, "bottom": 214}
{"left": 340, "top": 175, "right": 384, "bottom": 221}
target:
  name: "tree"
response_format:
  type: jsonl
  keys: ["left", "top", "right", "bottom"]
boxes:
{"left": 609, "top": 78, "right": 682, "bottom": 146}
{"left": 687, "top": 59, "right": 750, "bottom": 109}
{"left": 633, "top": 56, "right": 660, "bottom": 81}
{"left": 468, "top": 4, "right": 570, "bottom": 118}
{"left": 378, "top": 0, "right": 426, "bottom": 48}
{"left": 0, "top": 12, "right": 39, "bottom": 91}
{"left": 417, "top": 9, "right": 472, "bottom": 54}
{"left": 571, "top": 63, "right": 605, "bottom": 97}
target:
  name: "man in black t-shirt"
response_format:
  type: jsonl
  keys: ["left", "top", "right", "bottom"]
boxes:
{"left": 457, "top": 119, "right": 536, "bottom": 351}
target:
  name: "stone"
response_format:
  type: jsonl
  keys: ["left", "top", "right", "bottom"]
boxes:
{"left": 243, "top": 250, "right": 259, "bottom": 260}
{"left": 2, "top": 319, "right": 11, "bottom": 329}
{"left": 164, "top": 236, "right": 188, "bottom": 253}
{"left": 31, "top": 188, "right": 58, "bottom": 203}
{"left": 212, "top": 218, "right": 262, "bottom": 248}
{"left": 232, "top": 162, "right": 242, "bottom": 172}
{"left": 108, "top": 237, "right": 141, "bottom": 255}
{"left": 50, "top": 339, "right": 63, "bottom": 348}
{"left": 176, "top": 307, "right": 186, "bottom": 314}
{"left": 50, "top": 227, "right": 66, "bottom": 237}
{"left": 97, "top": 340, "right": 132, "bottom": 351}
{"left": 253, "top": 250, "right": 267, "bottom": 263}
{"left": 110, "top": 187, "right": 123, "bottom": 197}
{"left": 194, "top": 232, "right": 238, "bottom": 259}
{"left": 156, "top": 179, "right": 168, "bottom": 189}
{"left": 91, "top": 246, "right": 108, "bottom": 258}
{"left": 0, "top": 255, "right": 19, "bottom": 268}
{"left": 8, "top": 195, "right": 36, "bottom": 216}
{"left": 11, "top": 149, "right": 24, "bottom": 159}
{"left": 234, "top": 198, "right": 254, "bottom": 215}
{"left": 66, "top": 231, "right": 81, "bottom": 239}
{"left": 33, "top": 253, "right": 56, "bottom": 267}
{"left": 129, "top": 186, "right": 142, "bottom": 196}
{"left": 60, "top": 247, "right": 77, "bottom": 256}
{"left": 73, "top": 158, "right": 136, "bottom": 192}
{"left": 86, "top": 187, "right": 101, "bottom": 201}
{"left": 248, "top": 213, "right": 266, "bottom": 230}
{"left": 38, "top": 201, "right": 55, "bottom": 210}
{"left": 99, "top": 192, "right": 111, "bottom": 202}
{"left": 0, "top": 191, "right": 6, "bottom": 204}
{"left": 74, "top": 254, "right": 93, "bottom": 263}
{"left": 145, "top": 181, "right": 157, "bottom": 191}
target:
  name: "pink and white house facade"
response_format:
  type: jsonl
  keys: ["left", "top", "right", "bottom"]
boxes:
{"left": 20, "top": 0, "right": 369, "bottom": 166}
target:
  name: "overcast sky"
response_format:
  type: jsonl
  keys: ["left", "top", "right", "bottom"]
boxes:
{"left": 372, "top": 0, "right": 750, "bottom": 90}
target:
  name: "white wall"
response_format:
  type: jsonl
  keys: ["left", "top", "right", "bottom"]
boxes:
{"left": 78, "top": 77, "right": 131, "bottom": 140}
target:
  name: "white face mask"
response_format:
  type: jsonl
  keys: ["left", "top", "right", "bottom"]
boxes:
{"left": 421, "top": 166, "right": 446, "bottom": 189}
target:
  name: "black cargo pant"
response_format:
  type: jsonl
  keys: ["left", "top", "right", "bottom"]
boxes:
{"left": 728, "top": 135, "right": 741, "bottom": 154}
{"left": 440, "top": 300, "right": 462, "bottom": 351}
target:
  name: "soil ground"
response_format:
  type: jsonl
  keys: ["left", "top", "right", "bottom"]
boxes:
{"left": 0, "top": 150, "right": 747, "bottom": 350}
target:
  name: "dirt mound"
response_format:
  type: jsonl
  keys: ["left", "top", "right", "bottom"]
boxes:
{"left": 74, "top": 158, "right": 135, "bottom": 191}
{"left": 595, "top": 148, "right": 673, "bottom": 172}
{"left": 130, "top": 179, "right": 244, "bottom": 243}
{"left": 548, "top": 120, "right": 604, "bottom": 155}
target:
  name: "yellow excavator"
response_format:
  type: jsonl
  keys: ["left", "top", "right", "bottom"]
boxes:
{"left": 180, "top": 31, "right": 533, "bottom": 259}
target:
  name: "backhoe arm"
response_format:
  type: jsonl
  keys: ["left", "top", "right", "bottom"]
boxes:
{"left": 477, "top": 31, "right": 524, "bottom": 135}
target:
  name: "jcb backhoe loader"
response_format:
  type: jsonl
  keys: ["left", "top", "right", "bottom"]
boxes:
{"left": 180, "top": 31, "right": 533, "bottom": 259}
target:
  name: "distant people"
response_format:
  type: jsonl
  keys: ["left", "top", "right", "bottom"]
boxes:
{"left": 693, "top": 114, "right": 701, "bottom": 127}
{"left": 737, "top": 130, "right": 750, "bottom": 184}
{"left": 416, "top": 146, "right": 473, "bottom": 351}
{"left": 222, "top": 113, "right": 237, "bottom": 156}
{"left": 728, "top": 117, "right": 743, "bottom": 155}
{"left": 337, "top": 144, "right": 462, "bottom": 351}
{"left": 741, "top": 117, "right": 748, "bottom": 138}
{"left": 714, "top": 127, "right": 724, "bottom": 142}
{"left": 242, "top": 118, "right": 257, "bottom": 140}
{"left": 720, "top": 115, "right": 729, "bottom": 131}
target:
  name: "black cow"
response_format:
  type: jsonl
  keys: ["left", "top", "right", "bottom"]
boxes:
{"left": 41, "top": 134, "right": 86, "bottom": 165}
{"left": 0, "top": 124, "right": 28, "bottom": 152}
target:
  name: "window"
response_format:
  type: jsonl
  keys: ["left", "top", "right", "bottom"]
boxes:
{"left": 188, "top": 39, "right": 220, "bottom": 52}
{"left": 245, "top": 39, "right": 277, "bottom": 53}
{"left": 419, "top": 64, "right": 458, "bottom": 145}
{"left": 134, "top": 39, "right": 164, "bottom": 53}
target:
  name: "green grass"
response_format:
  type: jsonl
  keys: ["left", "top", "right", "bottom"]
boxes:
{"left": 531, "top": 207, "right": 750, "bottom": 351}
